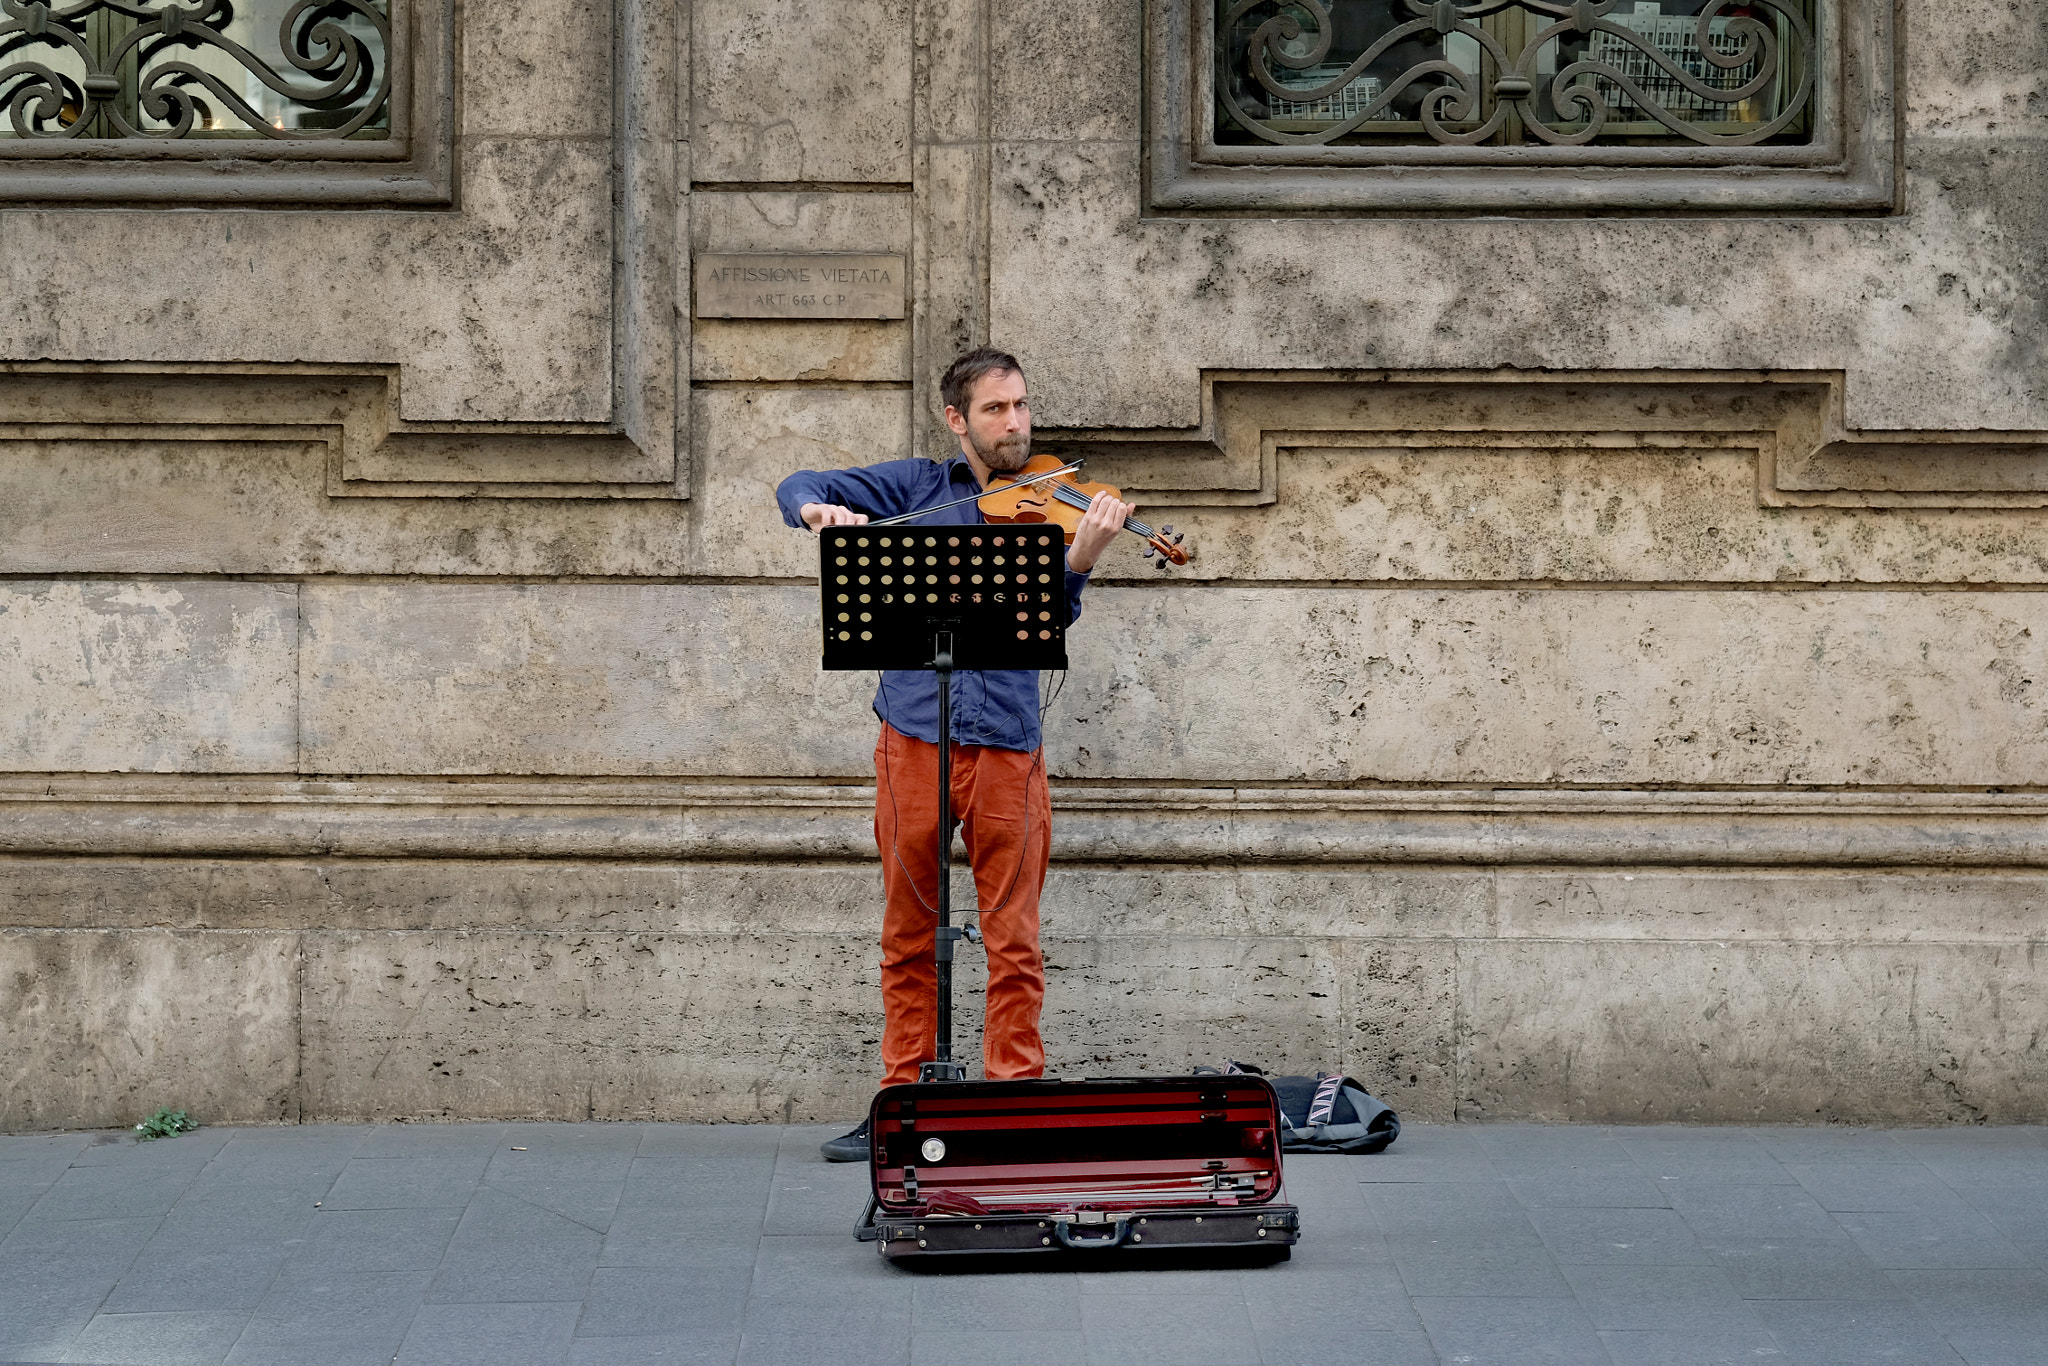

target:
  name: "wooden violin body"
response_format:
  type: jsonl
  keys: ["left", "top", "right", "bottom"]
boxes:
{"left": 976, "top": 454, "right": 1189, "bottom": 566}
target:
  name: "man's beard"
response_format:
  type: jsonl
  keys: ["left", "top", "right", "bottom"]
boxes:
{"left": 970, "top": 427, "right": 1031, "bottom": 473}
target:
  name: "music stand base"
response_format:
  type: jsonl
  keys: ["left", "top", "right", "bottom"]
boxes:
{"left": 917, "top": 1061, "right": 968, "bottom": 1083}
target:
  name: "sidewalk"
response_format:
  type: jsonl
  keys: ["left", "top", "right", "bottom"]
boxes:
{"left": 2, "top": 1119, "right": 2044, "bottom": 1365}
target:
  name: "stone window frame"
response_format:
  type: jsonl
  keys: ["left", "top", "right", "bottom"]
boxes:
{"left": 0, "top": 0, "right": 453, "bottom": 205}
{"left": 1147, "top": 0, "right": 1897, "bottom": 214}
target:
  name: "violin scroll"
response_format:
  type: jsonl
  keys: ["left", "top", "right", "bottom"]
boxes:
{"left": 1141, "top": 524, "right": 1188, "bottom": 568}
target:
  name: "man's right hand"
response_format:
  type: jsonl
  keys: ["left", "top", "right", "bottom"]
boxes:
{"left": 801, "top": 502, "right": 869, "bottom": 532}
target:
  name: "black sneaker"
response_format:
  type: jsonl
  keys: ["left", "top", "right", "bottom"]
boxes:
{"left": 820, "top": 1118, "right": 871, "bottom": 1162}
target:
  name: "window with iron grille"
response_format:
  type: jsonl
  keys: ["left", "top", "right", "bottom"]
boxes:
{"left": 0, "top": 0, "right": 448, "bottom": 204}
{"left": 1150, "top": 0, "right": 1891, "bottom": 213}
{"left": 0, "top": 1, "right": 389, "bottom": 140}
{"left": 1216, "top": 0, "right": 1817, "bottom": 150}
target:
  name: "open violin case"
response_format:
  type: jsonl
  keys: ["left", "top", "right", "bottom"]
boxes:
{"left": 856, "top": 1074, "right": 1301, "bottom": 1260}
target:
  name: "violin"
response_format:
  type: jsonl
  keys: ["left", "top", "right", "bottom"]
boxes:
{"left": 976, "top": 453, "right": 1189, "bottom": 566}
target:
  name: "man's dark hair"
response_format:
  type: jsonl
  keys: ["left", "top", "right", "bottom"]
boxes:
{"left": 940, "top": 346, "right": 1024, "bottom": 415}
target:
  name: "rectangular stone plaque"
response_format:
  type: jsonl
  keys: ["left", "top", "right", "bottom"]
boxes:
{"left": 694, "top": 253, "right": 906, "bottom": 320}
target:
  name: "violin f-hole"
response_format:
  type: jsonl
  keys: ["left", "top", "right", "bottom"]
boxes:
{"left": 1009, "top": 496, "right": 1051, "bottom": 525}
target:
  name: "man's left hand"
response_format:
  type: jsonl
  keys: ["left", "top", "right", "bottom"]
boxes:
{"left": 1065, "top": 490, "right": 1133, "bottom": 574}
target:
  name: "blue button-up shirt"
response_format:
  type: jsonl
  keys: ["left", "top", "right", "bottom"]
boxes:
{"left": 777, "top": 456, "right": 1091, "bottom": 752}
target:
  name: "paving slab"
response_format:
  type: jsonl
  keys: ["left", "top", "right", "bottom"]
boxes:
{"left": 424, "top": 1187, "right": 604, "bottom": 1304}
{"left": 1410, "top": 1294, "right": 1611, "bottom": 1365}
{"left": 0, "top": 1214, "right": 159, "bottom": 1362}
{"left": 221, "top": 1267, "right": 431, "bottom": 1366}
{"left": 351, "top": 1123, "right": 509, "bottom": 1160}
{"left": 283, "top": 1206, "right": 466, "bottom": 1276}
{"left": 619, "top": 1158, "right": 775, "bottom": 1216}
{"left": 1504, "top": 1164, "right": 1674, "bottom": 1210}
{"left": 65, "top": 1131, "right": 229, "bottom": 1171}
{"left": 396, "top": 1301, "right": 581, "bottom": 1365}
{"left": 908, "top": 1270, "right": 1080, "bottom": 1331}
{"left": 576, "top": 1267, "right": 752, "bottom": 1339}
{"left": 1078, "top": 1292, "right": 1262, "bottom": 1365}
{"left": 322, "top": 1154, "right": 490, "bottom": 1210}
{"left": 1558, "top": 1263, "right": 1768, "bottom": 1334}
{"left": 61, "top": 1308, "right": 249, "bottom": 1366}
{"left": 1599, "top": 1324, "right": 1787, "bottom": 1366}
{"left": 1750, "top": 1297, "right": 1970, "bottom": 1365}
{"left": 909, "top": 1328, "right": 1089, "bottom": 1366}
{"left": 567, "top": 1334, "right": 740, "bottom": 1365}
{"left": 1528, "top": 1206, "right": 1714, "bottom": 1266}
{"left": 1836, "top": 1207, "right": 2036, "bottom": 1271}
{"left": 0, "top": 1118, "right": 2043, "bottom": 1366}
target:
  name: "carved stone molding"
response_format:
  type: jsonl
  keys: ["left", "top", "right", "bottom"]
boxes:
{"left": 0, "top": 356, "right": 681, "bottom": 500}
{"left": 1036, "top": 370, "right": 2048, "bottom": 511}
{"left": 0, "top": 2, "right": 682, "bottom": 498}
{"left": 3, "top": 776, "right": 2044, "bottom": 867}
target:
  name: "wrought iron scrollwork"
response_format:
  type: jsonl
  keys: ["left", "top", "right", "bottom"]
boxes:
{"left": 0, "top": 0, "right": 389, "bottom": 139}
{"left": 1219, "top": 0, "right": 1816, "bottom": 147}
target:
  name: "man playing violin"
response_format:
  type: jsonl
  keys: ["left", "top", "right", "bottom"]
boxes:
{"left": 776, "top": 345, "right": 1133, "bottom": 1162}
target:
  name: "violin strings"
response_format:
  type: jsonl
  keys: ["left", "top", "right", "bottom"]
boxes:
{"left": 1043, "top": 481, "right": 1158, "bottom": 539}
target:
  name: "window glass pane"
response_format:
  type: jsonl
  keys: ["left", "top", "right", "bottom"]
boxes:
{"left": 0, "top": 1, "right": 392, "bottom": 140}
{"left": 1217, "top": 0, "right": 1818, "bottom": 149}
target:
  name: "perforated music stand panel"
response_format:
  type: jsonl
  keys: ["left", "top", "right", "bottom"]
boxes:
{"left": 820, "top": 524, "right": 1069, "bottom": 672}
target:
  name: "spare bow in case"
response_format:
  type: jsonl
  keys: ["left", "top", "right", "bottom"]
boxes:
{"left": 860, "top": 1075, "right": 1302, "bottom": 1259}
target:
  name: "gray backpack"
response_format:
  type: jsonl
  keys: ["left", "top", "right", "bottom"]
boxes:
{"left": 1197, "top": 1062, "right": 1401, "bottom": 1155}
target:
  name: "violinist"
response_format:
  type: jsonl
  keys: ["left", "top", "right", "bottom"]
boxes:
{"left": 776, "top": 345, "right": 1133, "bottom": 1162}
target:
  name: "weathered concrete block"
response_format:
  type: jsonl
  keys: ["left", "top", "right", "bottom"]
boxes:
{"left": 1458, "top": 940, "right": 2048, "bottom": 1124}
{"left": 1904, "top": 0, "right": 2048, "bottom": 139}
{"left": 2, "top": 851, "right": 2044, "bottom": 1129}
{"left": 1041, "top": 866, "right": 1491, "bottom": 941}
{"left": 0, "top": 858, "right": 334, "bottom": 931}
{"left": 297, "top": 930, "right": 881, "bottom": 1122}
{"left": 689, "top": 387, "right": 915, "bottom": 576}
{"left": 304, "top": 860, "right": 882, "bottom": 936}
{"left": 692, "top": 0, "right": 911, "bottom": 183}
{"left": 991, "top": 139, "right": 2048, "bottom": 435}
{"left": 990, "top": 0, "right": 1142, "bottom": 142}
{"left": 0, "top": 437, "right": 327, "bottom": 577}
{"left": 690, "top": 191, "right": 914, "bottom": 255}
{"left": 464, "top": 0, "right": 615, "bottom": 138}
{"left": 289, "top": 926, "right": 1455, "bottom": 1123}
{"left": 297, "top": 584, "right": 872, "bottom": 776}
{"left": 691, "top": 320, "right": 911, "bottom": 382}
{"left": 1058, "top": 586, "right": 2048, "bottom": 786}
{"left": 0, "top": 929, "right": 299, "bottom": 1130}
{"left": 0, "top": 138, "right": 616, "bottom": 425}
{"left": 0, "top": 581, "right": 296, "bottom": 773}
{"left": 1143, "top": 444, "right": 2048, "bottom": 586}
{"left": 289, "top": 581, "right": 2048, "bottom": 786}
{"left": 1496, "top": 870, "right": 2048, "bottom": 944}
{"left": 0, "top": 431, "right": 709, "bottom": 579}
{"left": 1039, "top": 935, "right": 1457, "bottom": 1119}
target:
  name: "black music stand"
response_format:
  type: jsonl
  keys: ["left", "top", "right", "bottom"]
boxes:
{"left": 820, "top": 522, "right": 1068, "bottom": 1081}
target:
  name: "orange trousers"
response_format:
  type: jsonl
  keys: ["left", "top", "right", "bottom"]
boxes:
{"left": 873, "top": 723, "right": 1050, "bottom": 1087}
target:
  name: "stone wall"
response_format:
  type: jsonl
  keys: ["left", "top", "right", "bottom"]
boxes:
{"left": 3, "top": 0, "right": 2046, "bottom": 1130}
